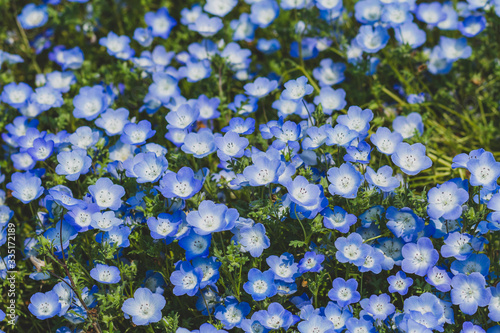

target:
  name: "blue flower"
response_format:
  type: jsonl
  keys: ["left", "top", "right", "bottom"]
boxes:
{"left": 387, "top": 271, "right": 413, "bottom": 295}
{"left": 250, "top": 1, "right": 279, "bottom": 28}
{"left": 392, "top": 112, "right": 424, "bottom": 139}
{"left": 237, "top": 223, "right": 270, "bottom": 257}
{"left": 386, "top": 207, "right": 424, "bottom": 242}
{"left": 328, "top": 277, "right": 360, "bottom": 307}
{"left": 133, "top": 27, "right": 153, "bottom": 47}
{"left": 450, "top": 253, "right": 490, "bottom": 276}
{"left": 204, "top": 0, "right": 237, "bottom": 17}
{"left": 27, "top": 138, "right": 54, "bottom": 162}
{"left": 360, "top": 293, "right": 395, "bottom": 321}
{"left": 243, "top": 268, "right": 277, "bottom": 301}
{"left": 121, "top": 288, "right": 166, "bottom": 325}
{"left": 337, "top": 106, "right": 373, "bottom": 135}
{"left": 467, "top": 151, "right": 500, "bottom": 189}
{"left": 73, "top": 86, "right": 108, "bottom": 121}
{"left": 95, "top": 108, "right": 130, "bottom": 136}
{"left": 488, "top": 285, "right": 500, "bottom": 322}
{"left": 354, "top": 0, "right": 382, "bottom": 24}
{"left": 344, "top": 141, "right": 372, "bottom": 164}
{"left": 441, "top": 232, "right": 472, "bottom": 261}
{"left": 355, "top": 25, "right": 390, "bottom": 53}
{"left": 1, "top": 82, "right": 32, "bottom": 108}
{"left": 266, "top": 252, "right": 300, "bottom": 283}
{"left": 298, "top": 251, "right": 325, "bottom": 273}
{"left": 321, "top": 206, "right": 357, "bottom": 233}
{"left": 178, "top": 229, "right": 211, "bottom": 260}
{"left": 91, "top": 211, "right": 122, "bottom": 231}
{"left": 451, "top": 273, "right": 491, "bottom": 315}
{"left": 313, "top": 87, "right": 346, "bottom": 115}
{"left": 144, "top": 7, "right": 176, "bottom": 39}
{"left": 381, "top": 3, "right": 411, "bottom": 27}
{"left": 188, "top": 14, "right": 223, "bottom": 37}
{"left": 222, "top": 117, "right": 255, "bottom": 135}
{"left": 170, "top": 261, "right": 203, "bottom": 296}
{"left": 440, "top": 37, "right": 472, "bottom": 61}
{"left": 345, "top": 317, "right": 375, "bottom": 333}
{"left": 297, "top": 314, "right": 334, "bottom": 333}
{"left": 18, "top": 4, "right": 48, "bottom": 30}
{"left": 88, "top": 177, "right": 125, "bottom": 210}
{"left": 335, "top": 233, "right": 371, "bottom": 266}
{"left": 244, "top": 77, "right": 279, "bottom": 98}
{"left": 312, "top": 58, "right": 345, "bottom": 86}
{"left": 187, "top": 200, "right": 238, "bottom": 235}
{"left": 243, "top": 155, "right": 281, "bottom": 186}
{"left": 365, "top": 166, "right": 400, "bottom": 192}
{"left": 428, "top": 181, "right": 468, "bottom": 220}
{"left": 452, "top": 148, "right": 486, "bottom": 169}
{"left": 193, "top": 257, "right": 221, "bottom": 289}
{"left": 120, "top": 120, "right": 156, "bottom": 146}
{"left": 147, "top": 212, "right": 182, "bottom": 241}
{"left": 253, "top": 303, "right": 300, "bottom": 331}
{"left": 28, "top": 291, "right": 61, "bottom": 320}
{"left": 157, "top": 167, "right": 202, "bottom": 199}
{"left": 228, "top": 94, "right": 258, "bottom": 115}
{"left": 55, "top": 149, "right": 92, "bottom": 181}
{"left": 181, "top": 129, "right": 217, "bottom": 158}
{"left": 215, "top": 297, "right": 251, "bottom": 330}
{"left": 324, "top": 124, "right": 358, "bottom": 147}
{"left": 215, "top": 131, "right": 249, "bottom": 161}
{"left": 90, "top": 264, "right": 121, "bottom": 284}
{"left": 285, "top": 176, "right": 321, "bottom": 207}
{"left": 7, "top": 172, "right": 44, "bottom": 204}
{"left": 461, "top": 322, "right": 486, "bottom": 333}
{"left": 425, "top": 266, "right": 451, "bottom": 292}
{"left": 31, "top": 87, "right": 63, "bottom": 111}
{"left": 149, "top": 73, "right": 180, "bottom": 103}
{"left": 391, "top": 142, "right": 432, "bottom": 176}
{"left": 281, "top": 76, "right": 314, "bottom": 101}
{"left": 327, "top": 163, "right": 363, "bottom": 198}
{"left": 99, "top": 31, "right": 134, "bottom": 60}
{"left": 402, "top": 237, "right": 439, "bottom": 276}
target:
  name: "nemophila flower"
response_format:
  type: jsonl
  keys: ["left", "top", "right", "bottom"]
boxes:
{"left": 237, "top": 223, "right": 271, "bottom": 257}
{"left": 337, "top": 106, "right": 373, "bottom": 135}
{"left": 402, "top": 237, "right": 439, "bottom": 276}
{"left": 243, "top": 155, "right": 281, "bottom": 186}
{"left": 244, "top": 268, "right": 277, "bottom": 301}
{"left": 388, "top": 271, "right": 413, "bottom": 295}
{"left": 359, "top": 246, "right": 385, "bottom": 274}
{"left": 215, "top": 131, "right": 249, "bottom": 161}
{"left": 381, "top": 3, "right": 411, "bottom": 27}
{"left": 391, "top": 142, "right": 432, "bottom": 176}
{"left": 149, "top": 73, "right": 180, "bottom": 103}
{"left": 187, "top": 200, "right": 238, "bottom": 235}
{"left": 365, "top": 166, "right": 400, "bottom": 192}
{"left": 327, "top": 163, "right": 363, "bottom": 198}
{"left": 120, "top": 120, "right": 156, "bottom": 146}
{"left": 360, "top": 294, "right": 395, "bottom": 321}
{"left": 192, "top": 257, "right": 221, "bottom": 289}
{"left": 11, "top": 151, "right": 34, "bottom": 170}
{"left": 285, "top": 176, "right": 321, "bottom": 207}
{"left": 302, "top": 125, "right": 328, "bottom": 150}
{"left": 96, "top": 225, "right": 131, "bottom": 248}
{"left": 344, "top": 141, "right": 372, "bottom": 164}
{"left": 452, "top": 149, "right": 486, "bottom": 169}
{"left": 18, "top": 4, "right": 48, "bottom": 30}
{"left": 314, "top": 87, "right": 347, "bottom": 115}
{"left": 335, "top": 232, "right": 371, "bottom": 266}
{"left": 180, "top": 4, "right": 202, "bottom": 25}
{"left": 65, "top": 203, "right": 100, "bottom": 232}
{"left": 90, "top": 264, "right": 121, "bottom": 284}
{"left": 322, "top": 206, "right": 357, "bottom": 234}
{"left": 257, "top": 38, "right": 281, "bottom": 54}
{"left": 328, "top": 278, "right": 360, "bottom": 307}
{"left": 30, "top": 86, "right": 63, "bottom": 111}
{"left": 386, "top": 207, "right": 424, "bottom": 242}
{"left": 72, "top": 86, "right": 108, "bottom": 121}
{"left": 392, "top": 112, "right": 424, "bottom": 139}
{"left": 1, "top": 82, "right": 32, "bottom": 108}
{"left": 178, "top": 59, "right": 212, "bottom": 82}
{"left": 188, "top": 14, "right": 223, "bottom": 37}
{"left": 440, "top": 37, "right": 472, "bottom": 61}
{"left": 129, "top": 152, "right": 169, "bottom": 183}
{"left": 170, "top": 261, "right": 203, "bottom": 296}
{"left": 27, "top": 138, "right": 54, "bottom": 162}
{"left": 323, "top": 302, "right": 352, "bottom": 331}
{"left": 450, "top": 253, "right": 490, "bottom": 276}
{"left": 395, "top": 21, "right": 426, "bottom": 49}
{"left": 230, "top": 13, "right": 256, "bottom": 42}
{"left": 441, "top": 232, "right": 472, "bottom": 261}
{"left": 427, "top": 181, "right": 468, "bottom": 220}
{"left": 244, "top": 77, "right": 279, "bottom": 98}
{"left": 355, "top": 25, "right": 389, "bottom": 53}
{"left": 354, "top": 0, "right": 382, "bottom": 24}
{"left": 121, "top": 288, "right": 166, "bottom": 325}
{"left": 190, "top": 95, "right": 220, "bottom": 121}
{"left": 299, "top": 251, "right": 325, "bottom": 273}
{"left": 467, "top": 152, "right": 500, "bottom": 189}
{"left": 488, "top": 285, "right": 500, "bottom": 321}
{"left": 214, "top": 297, "right": 250, "bottom": 330}
{"left": 147, "top": 212, "right": 182, "bottom": 241}
{"left": 312, "top": 59, "right": 345, "bottom": 86}
{"left": 459, "top": 15, "right": 486, "bottom": 38}
{"left": 346, "top": 317, "right": 375, "bottom": 333}
{"left": 6, "top": 172, "right": 43, "bottom": 204}
{"left": 91, "top": 211, "right": 122, "bottom": 231}
{"left": 95, "top": 108, "right": 129, "bottom": 136}
{"left": 254, "top": 302, "right": 300, "bottom": 331}
{"left": 250, "top": 1, "right": 279, "bottom": 28}
{"left": 88, "top": 177, "right": 125, "bottom": 210}
{"left": 270, "top": 120, "right": 302, "bottom": 149}
{"left": 281, "top": 76, "right": 314, "bottom": 101}
{"left": 133, "top": 27, "right": 153, "bottom": 47}
{"left": 145, "top": 7, "right": 176, "bottom": 39}
{"left": 416, "top": 2, "right": 446, "bottom": 25}
{"left": 29, "top": 291, "right": 61, "bottom": 320}
{"left": 324, "top": 124, "right": 358, "bottom": 147}
{"left": 297, "top": 314, "right": 334, "bottom": 333}
{"left": 179, "top": 230, "right": 211, "bottom": 260}
{"left": 204, "top": 0, "right": 237, "bottom": 17}
{"left": 266, "top": 253, "right": 300, "bottom": 283}
{"left": 461, "top": 322, "right": 486, "bottom": 333}
{"left": 425, "top": 266, "right": 452, "bottom": 292}
{"left": 157, "top": 167, "right": 202, "bottom": 199}
{"left": 181, "top": 129, "right": 217, "bottom": 158}
{"left": 69, "top": 126, "right": 100, "bottom": 150}
{"left": 45, "top": 71, "right": 75, "bottom": 93}
{"left": 99, "top": 31, "right": 134, "bottom": 60}
{"left": 55, "top": 149, "right": 92, "bottom": 181}
{"left": 222, "top": 117, "right": 255, "bottom": 135}
{"left": 451, "top": 273, "right": 491, "bottom": 315}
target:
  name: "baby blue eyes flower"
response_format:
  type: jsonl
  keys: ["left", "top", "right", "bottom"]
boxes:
{"left": 440, "top": 37, "right": 472, "bottom": 61}
{"left": 204, "top": 0, "right": 237, "bottom": 17}
{"left": 55, "top": 149, "right": 92, "bottom": 181}
{"left": 250, "top": 1, "right": 279, "bottom": 28}
{"left": 147, "top": 212, "right": 182, "bottom": 240}
{"left": 124, "top": 152, "right": 168, "bottom": 183}
{"left": 360, "top": 293, "right": 395, "bottom": 321}
{"left": 7, "top": 172, "right": 44, "bottom": 204}
{"left": 266, "top": 252, "right": 300, "bottom": 283}
{"left": 281, "top": 76, "right": 314, "bottom": 101}
{"left": 88, "top": 177, "right": 125, "bottom": 211}
{"left": 244, "top": 77, "right": 279, "bottom": 98}
{"left": 461, "top": 322, "right": 486, "bottom": 333}
{"left": 29, "top": 290, "right": 61, "bottom": 320}
{"left": 170, "top": 261, "right": 203, "bottom": 296}
{"left": 244, "top": 268, "right": 277, "bottom": 301}
{"left": 237, "top": 223, "right": 271, "bottom": 258}
{"left": 355, "top": 25, "right": 390, "bottom": 54}
{"left": 27, "top": 138, "right": 54, "bottom": 162}
{"left": 335, "top": 232, "right": 371, "bottom": 266}
{"left": 467, "top": 151, "right": 500, "bottom": 189}
{"left": 365, "top": 166, "right": 400, "bottom": 192}
{"left": 187, "top": 200, "right": 238, "bottom": 235}
{"left": 221, "top": 117, "right": 255, "bottom": 135}
{"left": 189, "top": 14, "right": 224, "bottom": 37}
{"left": 427, "top": 181, "right": 468, "bottom": 220}
{"left": 387, "top": 271, "right": 413, "bottom": 295}
{"left": 91, "top": 211, "right": 122, "bottom": 231}
{"left": 451, "top": 272, "right": 491, "bottom": 315}
{"left": 144, "top": 7, "right": 177, "bottom": 39}
{"left": 391, "top": 142, "right": 433, "bottom": 176}
{"left": 354, "top": 0, "right": 382, "bottom": 24}
{"left": 395, "top": 21, "right": 427, "bottom": 49}
{"left": 99, "top": 31, "right": 134, "bottom": 60}
{"left": 425, "top": 266, "right": 451, "bottom": 292}
{"left": 243, "top": 155, "right": 281, "bottom": 186}
{"left": 337, "top": 106, "right": 373, "bottom": 135}
{"left": 327, "top": 163, "right": 364, "bottom": 198}
{"left": 253, "top": 302, "right": 300, "bottom": 331}
{"left": 18, "top": 4, "right": 48, "bottom": 30}
{"left": 322, "top": 206, "right": 357, "bottom": 234}
{"left": 215, "top": 297, "right": 251, "bottom": 330}
{"left": 402, "top": 237, "right": 439, "bottom": 276}
{"left": 386, "top": 207, "right": 424, "bottom": 242}
{"left": 392, "top": 112, "right": 424, "bottom": 139}
{"left": 286, "top": 175, "right": 321, "bottom": 207}
{"left": 441, "top": 232, "right": 472, "bottom": 261}
{"left": 90, "top": 264, "right": 121, "bottom": 284}
{"left": 416, "top": 2, "right": 447, "bottom": 25}
{"left": 133, "top": 27, "right": 153, "bottom": 47}
{"left": 452, "top": 148, "right": 486, "bottom": 169}
{"left": 178, "top": 230, "right": 211, "bottom": 260}
{"left": 215, "top": 131, "right": 249, "bottom": 161}
{"left": 149, "top": 73, "right": 180, "bottom": 103}
{"left": 121, "top": 287, "right": 166, "bottom": 325}
{"left": 181, "top": 129, "right": 217, "bottom": 158}
{"left": 120, "top": 120, "right": 156, "bottom": 146}
{"left": 95, "top": 107, "right": 130, "bottom": 136}
{"left": 299, "top": 251, "right": 325, "bottom": 273}
{"left": 370, "top": 127, "right": 403, "bottom": 155}
{"left": 157, "top": 167, "right": 202, "bottom": 199}
{"left": 313, "top": 87, "right": 347, "bottom": 115}
{"left": 1, "top": 82, "right": 33, "bottom": 109}
{"left": 72, "top": 85, "right": 109, "bottom": 121}
{"left": 297, "top": 314, "right": 334, "bottom": 333}
{"left": 344, "top": 141, "right": 372, "bottom": 164}
{"left": 328, "top": 278, "right": 361, "bottom": 308}
{"left": 30, "top": 86, "right": 63, "bottom": 111}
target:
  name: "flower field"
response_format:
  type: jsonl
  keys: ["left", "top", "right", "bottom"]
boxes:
{"left": 1, "top": 0, "right": 500, "bottom": 332}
